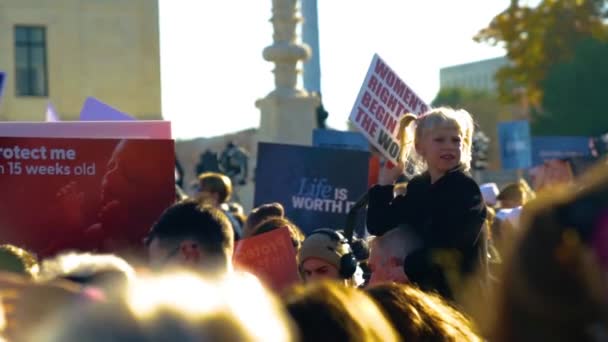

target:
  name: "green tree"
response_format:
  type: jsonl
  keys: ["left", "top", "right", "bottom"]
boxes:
{"left": 532, "top": 38, "right": 608, "bottom": 136}
{"left": 431, "top": 88, "right": 495, "bottom": 108}
{"left": 475, "top": 0, "right": 608, "bottom": 105}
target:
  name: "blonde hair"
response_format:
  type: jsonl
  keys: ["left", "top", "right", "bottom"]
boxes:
{"left": 398, "top": 107, "right": 475, "bottom": 175}
{"left": 33, "top": 272, "right": 295, "bottom": 342}
{"left": 37, "top": 252, "right": 135, "bottom": 289}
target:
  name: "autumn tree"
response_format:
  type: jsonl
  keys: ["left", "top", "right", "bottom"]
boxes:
{"left": 475, "top": 0, "right": 608, "bottom": 105}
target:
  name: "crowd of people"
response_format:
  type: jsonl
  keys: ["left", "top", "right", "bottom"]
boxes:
{"left": 0, "top": 106, "right": 607, "bottom": 341}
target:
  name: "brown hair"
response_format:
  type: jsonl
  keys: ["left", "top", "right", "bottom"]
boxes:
{"left": 491, "top": 163, "right": 608, "bottom": 342}
{"left": 249, "top": 217, "right": 305, "bottom": 252}
{"left": 283, "top": 281, "right": 398, "bottom": 342}
{"left": 367, "top": 283, "right": 482, "bottom": 341}
{"left": 197, "top": 172, "right": 232, "bottom": 204}
{"left": 497, "top": 179, "right": 535, "bottom": 207}
{"left": 244, "top": 203, "right": 285, "bottom": 236}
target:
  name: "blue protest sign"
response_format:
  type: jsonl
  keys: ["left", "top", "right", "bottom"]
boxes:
{"left": 498, "top": 120, "right": 532, "bottom": 170}
{"left": 531, "top": 136, "right": 591, "bottom": 166}
{"left": 0, "top": 71, "right": 6, "bottom": 106}
{"left": 254, "top": 143, "right": 369, "bottom": 235}
{"left": 312, "top": 129, "right": 369, "bottom": 152}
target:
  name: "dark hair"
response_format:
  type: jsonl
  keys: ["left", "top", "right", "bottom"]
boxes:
{"left": 367, "top": 283, "right": 481, "bottom": 341}
{"left": 197, "top": 172, "right": 232, "bottom": 204}
{"left": 146, "top": 200, "right": 234, "bottom": 261}
{"left": 244, "top": 203, "right": 285, "bottom": 235}
{"left": 250, "top": 217, "right": 304, "bottom": 251}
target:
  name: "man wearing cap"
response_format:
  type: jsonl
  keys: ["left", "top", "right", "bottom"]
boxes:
{"left": 297, "top": 229, "right": 361, "bottom": 286}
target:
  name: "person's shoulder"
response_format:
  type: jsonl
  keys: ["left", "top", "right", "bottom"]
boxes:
{"left": 446, "top": 169, "right": 482, "bottom": 194}
{"left": 407, "top": 173, "right": 430, "bottom": 187}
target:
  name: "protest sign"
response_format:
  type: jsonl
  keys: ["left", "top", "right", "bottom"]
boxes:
{"left": 312, "top": 129, "right": 380, "bottom": 187}
{"left": 498, "top": 120, "right": 532, "bottom": 170}
{"left": 313, "top": 129, "right": 369, "bottom": 152}
{"left": 348, "top": 54, "right": 429, "bottom": 163}
{"left": 254, "top": 143, "right": 369, "bottom": 235}
{"left": 531, "top": 136, "right": 591, "bottom": 166}
{"left": 80, "top": 97, "right": 135, "bottom": 121}
{"left": 233, "top": 227, "right": 299, "bottom": 292}
{"left": 0, "top": 121, "right": 171, "bottom": 139}
{"left": 0, "top": 137, "right": 175, "bottom": 257}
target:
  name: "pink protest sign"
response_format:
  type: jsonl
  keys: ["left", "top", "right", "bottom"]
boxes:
{"left": 233, "top": 227, "right": 299, "bottom": 293}
{"left": 349, "top": 54, "right": 429, "bottom": 163}
{"left": 80, "top": 97, "right": 135, "bottom": 121}
{"left": 0, "top": 121, "right": 171, "bottom": 139}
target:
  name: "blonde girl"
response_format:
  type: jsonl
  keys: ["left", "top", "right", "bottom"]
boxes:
{"left": 366, "top": 107, "right": 487, "bottom": 301}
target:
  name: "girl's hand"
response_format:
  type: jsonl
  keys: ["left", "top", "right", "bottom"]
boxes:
{"left": 378, "top": 159, "right": 404, "bottom": 185}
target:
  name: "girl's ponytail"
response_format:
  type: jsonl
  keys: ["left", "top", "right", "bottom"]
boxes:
{"left": 397, "top": 114, "right": 417, "bottom": 164}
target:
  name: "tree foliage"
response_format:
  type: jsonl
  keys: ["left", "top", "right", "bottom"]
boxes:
{"left": 475, "top": 0, "right": 608, "bottom": 105}
{"left": 532, "top": 38, "right": 608, "bottom": 136}
{"left": 431, "top": 88, "right": 495, "bottom": 108}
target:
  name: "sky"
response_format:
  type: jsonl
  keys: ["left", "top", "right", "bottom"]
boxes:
{"left": 159, "top": 1, "right": 519, "bottom": 140}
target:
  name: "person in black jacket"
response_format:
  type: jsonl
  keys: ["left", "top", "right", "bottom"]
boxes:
{"left": 367, "top": 107, "right": 487, "bottom": 301}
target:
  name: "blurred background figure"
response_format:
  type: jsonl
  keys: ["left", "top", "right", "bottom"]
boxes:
{"left": 219, "top": 141, "right": 249, "bottom": 187}
{"left": 368, "top": 226, "right": 420, "bottom": 286}
{"left": 490, "top": 164, "right": 608, "bottom": 342}
{"left": 37, "top": 252, "right": 135, "bottom": 298}
{"left": 31, "top": 272, "right": 295, "bottom": 342}
{"left": 366, "top": 282, "right": 482, "bottom": 341}
{"left": 283, "top": 281, "right": 399, "bottom": 342}
{"left": 244, "top": 203, "right": 285, "bottom": 237}
{"left": 0, "top": 245, "right": 38, "bottom": 279}
{"left": 196, "top": 172, "right": 243, "bottom": 240}
{"left": 247, "top": 216, "right": 305, "bottom": 252}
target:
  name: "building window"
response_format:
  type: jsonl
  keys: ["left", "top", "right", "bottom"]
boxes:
{"left": 14, "top": 26, "right": 48, "bottom": 97}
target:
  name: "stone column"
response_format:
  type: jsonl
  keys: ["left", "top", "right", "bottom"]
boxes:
{"left": 256, "top": 0, "right": 320, "bottom": 146}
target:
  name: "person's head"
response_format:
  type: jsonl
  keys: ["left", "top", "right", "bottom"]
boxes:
{"left": 283, "top": 281, "right": 398, "bottom": 342}
{"left": 37, "top": 252, "right": 135, "bottom": 295}
{"left": 366, "top": 282, "right": 481, "bottom": 341}
{"left": 145, "top": 200, "right": 234, "bottom": 274}
{"left": 197, "top": 172, "right": 232, "bottom": 207}
{"left": 249, "top": 217, "right": 305, "bottom": 252}
{"left": 497, "top": 179, "right": 534, "bottom": 208}
{"left": 244, "top": 203, "right": 285, "bottom": 236}
{"left": 0, "top": 245, "right": 38, "bottom": 278}
{"left": 297, "top": 229, "right": 358, "bottom": 284}
{"left": 0, "top": 272, "right": 83, "bottom": 341}
{"left": 398, "top": 107, "right": 474, "bottom": 177}
{"left": 33, "top": 272, "right": 295, "bottom": 342}
{"left": 368, "top": 227, "right": 420, "bottom": 286}
{"left": 492, "top": 163, "right": 608, "bottom": 342}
